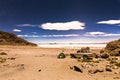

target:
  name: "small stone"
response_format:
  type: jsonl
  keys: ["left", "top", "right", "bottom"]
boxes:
{"left": 113, "top": 77, "right": 120, "bottom": 79}
{"left": 88, "top": 68, "right": 104, "bottom": 74}
{"left": 38, "top": 69, "right": 41, "bottom": 72}
{"left": 20, "top": 64, "right": 24, "bottom": 66}
{"left": 106, "top": 68, "right": 112, "bottom": 72}
{"left": 112, "top": 66, "right": 118, "bottom": 69}
{"left": 73, "top": 66, "right": 83, "bottom": 73}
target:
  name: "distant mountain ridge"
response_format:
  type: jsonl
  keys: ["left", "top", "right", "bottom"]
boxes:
{"left": 0, "top": 30, "right": 37, "bottom": 46}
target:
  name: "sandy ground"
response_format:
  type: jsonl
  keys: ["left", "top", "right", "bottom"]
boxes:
{"left": 0, "top": 46, "right": 119, "bottom": 80}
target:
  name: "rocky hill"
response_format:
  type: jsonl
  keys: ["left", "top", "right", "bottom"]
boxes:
{"left": 105, "top": 39, "right": 120, "bottom": 55}
{"left": 0, "top": 30, "right": 37, "bottom": 46}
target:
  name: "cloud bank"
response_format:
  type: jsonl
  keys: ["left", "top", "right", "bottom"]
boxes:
{"left": 13, "top": 29, "right": 22, "bottom": 32}
{"left": 17, "top": 35, "right": 39, "bottom": 38}
{"left": 97, "top": 20, "right": 120, "bottom": 25}
{"left": 85, "top": 31, "right": 120, "bottom": 37}
{"left": 42, "top": 34, "right": 80, "bottom": 37}
{"left": 17, "top": 34, "right": 80, "bottom": 38}
{"left": 40, "top": 21, "right": 85, "bottom": 30}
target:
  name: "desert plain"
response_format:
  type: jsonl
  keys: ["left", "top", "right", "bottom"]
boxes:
{"left": 0, "top": 45, "right": 120, "bottom": 80}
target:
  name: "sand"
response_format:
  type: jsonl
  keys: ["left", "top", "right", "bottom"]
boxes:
{"left": 0, "top": 46, "right": 119, "bottom": 80}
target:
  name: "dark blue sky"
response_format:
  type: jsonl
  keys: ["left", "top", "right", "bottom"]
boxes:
{"left": 0, "top": 0, "right": 120, "bottom": 43}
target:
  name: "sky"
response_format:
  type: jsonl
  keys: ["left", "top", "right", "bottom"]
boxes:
{"left": 0, "top": 0, "right": 120, "bottom": 43}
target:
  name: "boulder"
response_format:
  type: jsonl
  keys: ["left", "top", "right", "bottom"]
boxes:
{"left": 105, "top": 67, "right": 112, "bottom": 72}
{"left": 73, "top": 66, "right": 83, "bottom": 73}
{"left": 70, "top": 66, "right": 83, "bottom": 73}
{"left": 70, "top": 54, "right": 77, "bottom": 58}
{"left": 105, "top": 39, "right": 120, "bottom": 56}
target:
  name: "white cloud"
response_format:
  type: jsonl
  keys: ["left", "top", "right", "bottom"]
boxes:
{"left": 42, "top": 34, "right": 80, "bottom": 37}
{"left": 97, "top": 20, "right": 120, "bottom": 25}
{"left": 84, "top": 31, "right": 120, "bottom": 37}
{"left": 13, "top": 29, "right": 22, "bottom": 32}
{"left": 17, "top": 34, "right": 80, "bottom": 38}
{"left": 16, "top": 24, "right": 36, "bottom": 27}
{"left": 101, "top": 34, "right": 120, "bottom": 37}
{"left": 86, "top": 32, "right": 106, "bottom": 35}
{"left": 40, "top": 21, "right": 85, "bottom": 30}
{"left": 17, "top": 35, "right": 39, "bottom": 38}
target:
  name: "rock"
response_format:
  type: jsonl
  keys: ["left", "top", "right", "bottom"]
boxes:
{"left": 112, "top": 58, "right": 118, "bottom": 60}
{"left": 88, "top": 69, "right": 97, "bottom": 74}
{"left": 97, "top": 68, "right": 104, "bottom": 72}
{"left": 105, "top": 39, "right": 120, "bottom": 56}
{"left": 38, "top": 69, "right": 41, "bottom": 72}
{"left": 114, "top": 71, "right": 120, "bottom": 74}
{"left": 88, "top": 68, "right": 104, "bottom": 74}
{"left": 72, "top": 66, "right": 83, "bottom": 73}
{"left": 17, "top": 66, "right": 24, "bottom": 71}
{"left": 113, "top": 77, "right": 120, "bottom": 79}
{"left": 105, "top": 67, "right": 112, "bottom": 72}
{"left": 20, "top": 64, "right": 24, "bottom": 66}
{"left": 112, "top": 66, "right": 118, "bottom": 69}
{"left": 70, "top": 54, "right": 77, "bottom": 58}
{"left": 8, "top": 57, "right": 16, "bottom": 60}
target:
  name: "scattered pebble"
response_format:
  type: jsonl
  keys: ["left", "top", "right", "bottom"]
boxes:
{"left": 38, "top": 69, "right": 41, "bottom": 72}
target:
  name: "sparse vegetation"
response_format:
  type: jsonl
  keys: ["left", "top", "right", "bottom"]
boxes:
{"left": 92, "top": 53, "right": 99, "bottom": 58}
{"left": 58, "top": 52, "right": 66, "bottom": 59}
{"left": 115, "top": 62, "right": 120, "bottom": 67}
{"left": 0, "top": 57, "right": 6, "bottom": 63}
{"left": 0, "top": 52, "right": 7, "bottom": 55}
{"left": 78, "top": 58, "right": 93, "bottom": 62}
{"left": 110, "top": 52, "right": 120, "bottom": 56}
{"left": 109, "top": 60, "right": 120, "bottom": 67}
{"left": 101, "top": 53, "right": 109, "bottom": 59}
{"left": 93, "top": 61, "right": 99, "bottom": 63}
{"left": 65, "top": 54, "right": 69, "bottom": 56}
{"left": 100, "top": 50, "right": 104, "bottom": 53}
{"left": 77, "top": 50, "right": 81, "bottom": 53}
{"left": 109, "top": 60, "right": 117, "bottom": 64}
{"left": 81, "top": 59, "right": 92, "bottom": 62}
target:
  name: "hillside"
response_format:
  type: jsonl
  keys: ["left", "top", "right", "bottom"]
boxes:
{"left": 105, "top": 39, "right": 120, "bottom": 55}
{"left": 0, "top": 30, "right": 37, "bottom": 46}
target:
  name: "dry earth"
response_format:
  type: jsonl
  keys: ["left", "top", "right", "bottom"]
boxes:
{"left": 0, "top": 46, "right": 119, "bottom": 80}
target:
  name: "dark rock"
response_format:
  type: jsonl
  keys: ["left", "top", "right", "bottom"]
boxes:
{"left": 73, "top": 66, "right": 83, "bottom": 73}
{"left": 38, "top": 69, "right": 41, "bottom": 72}
{"left": 111, "top": 58, "right": 118, "bottom": 60}
{"left": 105, "top": 68, "right": 112, "bottom": 72}
{"left": 77, "top": 50, "right": 81, "bottom": 53}
{"left": 88, "top": 68, "right": 104, "bottom": 74}
{"left": 82, "top": 55, "right": 89, "bottom": 59}
{"left": 8, "top": 57, "right": 16, "bottom": 60}
{"left": 70, "top": 54, "right": 77, "bottom": 58}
